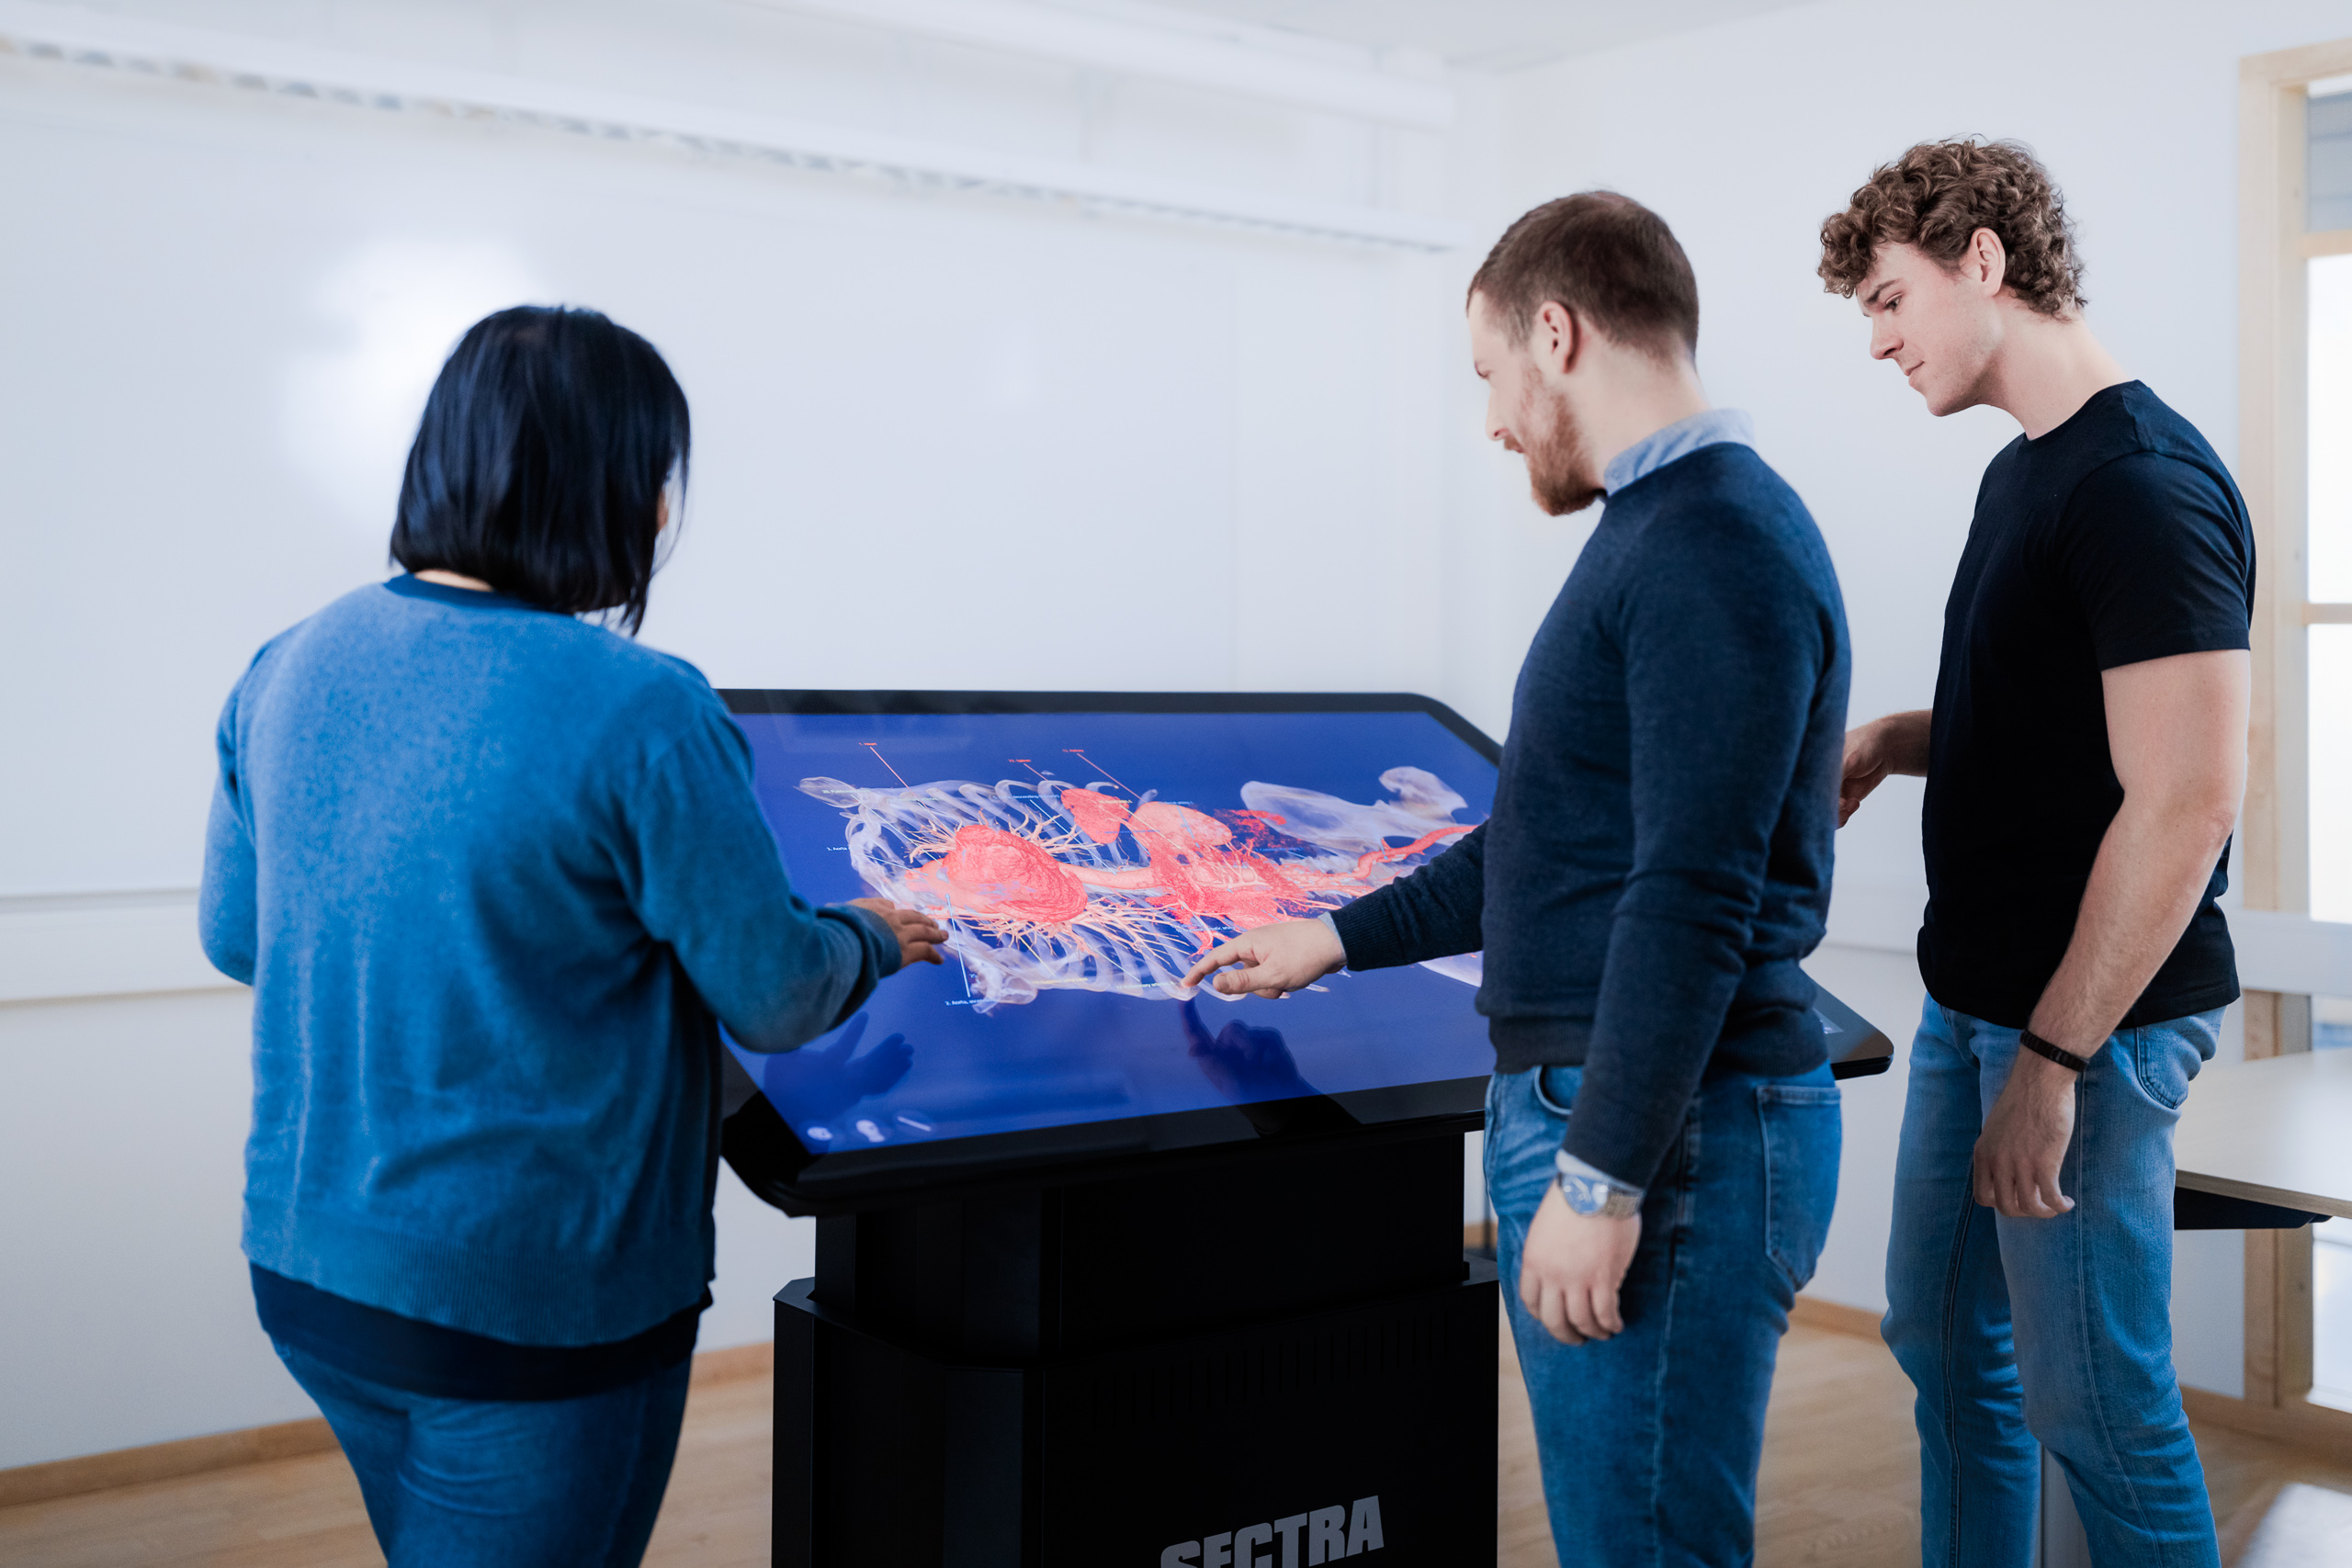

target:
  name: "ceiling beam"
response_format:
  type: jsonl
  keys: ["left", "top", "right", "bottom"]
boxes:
{"left": 761, "top": 0, "right": 1455, "bottom": 129}
{"left": 0, "top": 1, "right": 1468, "bottom": 251}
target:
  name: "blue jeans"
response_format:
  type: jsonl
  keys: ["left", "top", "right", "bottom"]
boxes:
{"left": 1487, "top": 1059, "right": 1841, "bottom": 1567}
{"left": 1883, "top": 1000, "right": 2222, "bottom": 1568}
{"left": 273, "top": 1340, "right": 692, "bottom": 1568}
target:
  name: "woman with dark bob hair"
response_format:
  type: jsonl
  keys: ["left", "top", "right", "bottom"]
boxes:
{"left": 199, "top": 306, "right": 944, "bottom": 1566}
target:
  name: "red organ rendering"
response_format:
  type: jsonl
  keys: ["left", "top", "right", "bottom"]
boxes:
{"left": 797, "top": 759, "right": 1480, "bottom": 1012}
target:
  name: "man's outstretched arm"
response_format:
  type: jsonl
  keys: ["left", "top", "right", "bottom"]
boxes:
{"left": 1839, "top": 708, "right": 1931, "bottom": 826}
{"left": 1973, "top": 649, "right": 2248, "bottom": 1218}
{"left": 1183, "top": 824, "right": 1488, "bottom": 999}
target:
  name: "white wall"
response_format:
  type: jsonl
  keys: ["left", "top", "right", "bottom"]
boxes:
{"left": 10, "top": 0, "right": 2342, "bottom": 1471}
{"left": 0, "top": 0, "right": 1502, "bottom": 1467}
{"left": 0, "top": 0, "right": 1480, "bottom": 905}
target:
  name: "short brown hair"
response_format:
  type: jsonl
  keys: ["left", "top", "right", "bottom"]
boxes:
{"left": 1468, "top": 191, "right": 1699, "bottom": 363}
{"left": 1818, "top": 139, "right": 2085, "bottom": 317}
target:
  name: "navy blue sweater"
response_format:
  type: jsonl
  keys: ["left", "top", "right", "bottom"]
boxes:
{"left": 1333, "top": 445, "right": 1849, "bottom": 1187}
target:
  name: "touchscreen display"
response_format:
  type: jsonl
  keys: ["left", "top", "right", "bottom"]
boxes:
{"left": 723, "top": 704, "right": 1501, "bottom": 1156}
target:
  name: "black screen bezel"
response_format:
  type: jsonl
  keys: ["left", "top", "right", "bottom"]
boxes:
{"left": 717, "top": 689, "right": 1500, "bottom": 1207}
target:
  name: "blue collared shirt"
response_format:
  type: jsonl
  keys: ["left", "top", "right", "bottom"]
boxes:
{"left": 1601, "top": 408, "right": 1756, "bottom": 497}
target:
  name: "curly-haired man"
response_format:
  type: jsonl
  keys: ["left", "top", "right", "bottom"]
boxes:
{"left": 1822, "top": 140, "right": 2250, "bottom": 1565}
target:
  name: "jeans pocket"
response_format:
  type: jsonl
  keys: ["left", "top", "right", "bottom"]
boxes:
{"left": 1758, "top": 1083, "right": 1842, "bottom": 1292}
{"left": 1531, "top": 1064, "right": 1578, "bottom": 1119}
{"left": 2129, "top": 1025, "right": 2206, "bottom": 1111}
{"left": 1488, "top": 1069, "right": 1572, "bottom": 1226}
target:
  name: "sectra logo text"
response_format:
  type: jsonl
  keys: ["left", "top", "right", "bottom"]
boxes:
{"left": 1160, "top": 1496, "right": 1385, "bottom": 1566}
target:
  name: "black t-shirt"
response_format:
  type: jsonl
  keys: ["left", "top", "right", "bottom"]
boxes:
{"left": 1920, "top": 382, "right": 2253, "bottom": 1028}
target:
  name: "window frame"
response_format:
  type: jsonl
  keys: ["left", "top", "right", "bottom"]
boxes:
{"left": 2231, "top": 36, "right": 2352, "bottom": 1447}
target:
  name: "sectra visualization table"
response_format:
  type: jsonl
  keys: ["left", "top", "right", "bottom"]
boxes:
{"left": 711, "top": 688, "right": 1896, "bottom": 1567}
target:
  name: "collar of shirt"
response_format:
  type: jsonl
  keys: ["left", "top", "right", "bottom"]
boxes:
{"left": 1600, "top": 407, "right": 1756, "bottom": 496}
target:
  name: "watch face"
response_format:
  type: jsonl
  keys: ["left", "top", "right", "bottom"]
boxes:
{"left": 1556, "top": 1170, "right": 1636, "bottom": 1218}
{"left": 1558, "top": 1175, "right": 1606, "bottom": 1215}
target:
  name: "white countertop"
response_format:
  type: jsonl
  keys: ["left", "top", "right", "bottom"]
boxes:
{"left": 2175, "top": 1050, "right": 2352, "bottom": 1220}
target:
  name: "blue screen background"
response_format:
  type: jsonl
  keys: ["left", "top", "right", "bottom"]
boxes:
{"left": 724, "top": 709, "right": 1501, "bottom": 1152}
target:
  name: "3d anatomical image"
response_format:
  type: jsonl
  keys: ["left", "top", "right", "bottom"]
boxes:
{"left": 797, "top": 760, "right": 1476, "bottom": 1013}
{"left": 726, "top": 707, "right": 1503, "bottom": 1151}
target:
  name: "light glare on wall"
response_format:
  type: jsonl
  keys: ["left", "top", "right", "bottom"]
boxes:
{"left": 281, "top": 240, "right": 544, "bottom": 537}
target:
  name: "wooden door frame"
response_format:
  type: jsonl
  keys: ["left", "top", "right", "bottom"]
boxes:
{"left": 2231, "top": 37, "right": 2352, "bottom": 1451}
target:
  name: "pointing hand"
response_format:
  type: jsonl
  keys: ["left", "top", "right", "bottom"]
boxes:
{"left": 1180, "top": 919, "right": 1346, "bottom": 999}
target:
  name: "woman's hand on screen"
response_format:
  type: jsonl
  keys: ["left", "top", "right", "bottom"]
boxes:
{"left": 849, "top": 898, "right": 950, "bottom": 968}
{"left": 1181, "top": 919, "right": 1345, "bottom": 999}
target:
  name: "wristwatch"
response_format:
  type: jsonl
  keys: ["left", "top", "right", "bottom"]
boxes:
{"left": 1554, "top": 1154, "right": 1642, "bottom": 1220}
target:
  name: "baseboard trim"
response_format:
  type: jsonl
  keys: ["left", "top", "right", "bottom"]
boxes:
{"left": 2181, "top": 1386, "right": 2352, "bottom": 1459}
{"left": 689, "top": 1340, "right": 773, "bottom": 1388}
{"left": 0, "top": 1415, "right": 336, "bottom": 1511}
{"left": 1791, "top": 1294, "right": 1883, "bottom": 1341}
{"left": 0, "top": 1339, "right": 780, "bottom": 1510}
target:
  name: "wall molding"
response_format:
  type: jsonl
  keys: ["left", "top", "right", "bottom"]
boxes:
{"left": 0, "top": 1339, "right": 775, "bottom": 1509}
{"left": 1818, "top": 889, "right": 2352, "bottom": 998}
{"left": 0, "top": 888, "right": 235, "bottom": 1007}
{"left": 1821, "top": 880, "right": 1926, "bottom": 955}
{"left": 8, "top": 886, "right": 2342, "bottom": 1010}
{"left": 0, "top": 0, "right": 1468, "bottom": 252}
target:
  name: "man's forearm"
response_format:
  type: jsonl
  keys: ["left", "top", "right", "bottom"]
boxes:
{"left": 1328, "top": 824, "right": 1486, "bottom": 970}
{"left": 2027, "top": 793, "right": 2235, "bottom": 1054}
{"left": 1564, "top": 911, "right": 1748, "bottom": 1190}
{"left": 1871, "top": 709, "right": 1933, "bottom": 774}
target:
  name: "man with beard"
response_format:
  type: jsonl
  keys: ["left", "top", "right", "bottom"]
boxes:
{"left": 1183, "top": 192, "right": 1851, "bottom": 1565}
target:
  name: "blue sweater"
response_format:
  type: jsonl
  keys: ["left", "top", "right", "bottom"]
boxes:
{"left": 200, "top": 577, "right": 899, "bottom": 1346}
{"left": 1333, "top": 444, "right": 1849, "bottom": 1187}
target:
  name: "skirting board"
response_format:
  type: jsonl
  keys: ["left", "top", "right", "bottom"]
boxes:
{"left": 19, "top": 1324, "right": 2346, "bottom": 1517}
{"left": 1781, "top": 1304, "right": 2352, "bottom": 1460}
{"left": 1790, "top": 1294, "right": 1885, "bottom": 1341}
{"left": 1583, "top": 1292, "right": 2352, "bottom": 1463}
{"left": 0, "top": 1412, "right": 339, "bottom": 1512}
{"left": 2181, "top": 1386, "right": 2352, "bottom": 1461}
{"left": 0, "top": 1340, "right": 775, "bottom": 1511}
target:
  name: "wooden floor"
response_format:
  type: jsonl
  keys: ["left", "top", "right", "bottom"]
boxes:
{"left": 1495, "top": 1314, "right": 1928, "bottom": 1567}
{"left": 6, "top": 1318, "right": 2349, "bottom": 1567}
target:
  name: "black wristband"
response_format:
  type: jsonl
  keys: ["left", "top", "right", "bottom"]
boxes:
{"left": 2019, "top": 1029, "right": 2090, "bottom": 1074}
